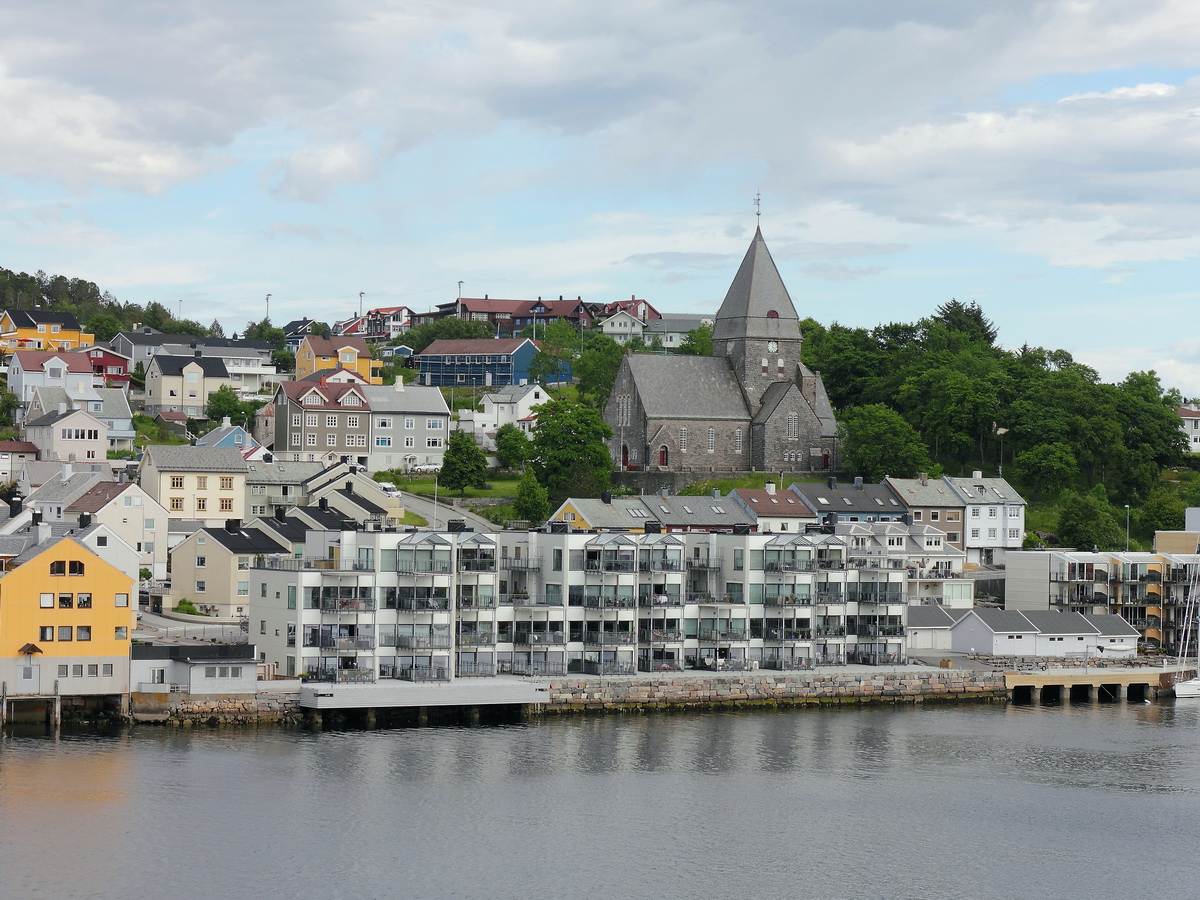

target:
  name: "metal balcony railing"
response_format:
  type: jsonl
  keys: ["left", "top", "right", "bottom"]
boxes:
{"left": 458, "top": 558, "right": 497, "bottom": 572}
{"left": 456, "top": 631, "right": 496, "bottom": 647}
{"left": 639, "top": 594, "right": 685, "bottom": 608}
{"left": 396, "top": 634, "right": 453, "bottom": 650}
{"left": 514, "top": 631, "right": 566, "bottom": 646}
{"left": 584, "top": 630, "right": 636, "bottom": 645}
{"left": 639, "top": 628, "right": 684, "bottom": 642}
{"left": 318, "top": 637, "right": 375, "bottom": 651}
{"left": 500, "top": 556, "right": 542, "bottom": 571}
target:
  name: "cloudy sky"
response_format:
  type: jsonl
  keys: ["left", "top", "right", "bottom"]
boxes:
{"left": 2, "top": 1, "right": 1199, "bottom": 392}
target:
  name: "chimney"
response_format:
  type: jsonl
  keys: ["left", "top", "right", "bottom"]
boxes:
{"left": 221, "top": 416, "right": 231, "bottom": 428}
{"left": 190, "top": 341, "right": 197, "bottom": 349}
{"left": 601, "top": 491, "right": 611, "bottom": 504}
{"left": 712, "top": 488, "right": 720, "bottom": 499}
{"left": 274, "top": 506, "right": 287, "bottom": 522}
{"left": 194, "top": 349, "right": 202, "bottom": 358}
{"left": 765, "top": 481, "right": 776, "bottom": 495}
{"left": 827, "top": 476, "right": 837, "bottom": 490}
{"left": 919, "top": 472, "right": 928, "bottom": 486}
{"left": 224, "top": 519, "right": 241, "bottom": 534}
{"left": 972, "top": 470, "right": 983, "bottom": 479}
{"left": 78, "top": 512, "right": 92, "bottom": 528}
{"left": 319, "top": 497, "right": 329, "bottom": 511}
{"left": 31, "top": 510, "right": 42, "bottom": 526}
{"left": 853, "top": 477, "right": 864, "bottom": 491}
{"left": 8, "top": 496, "right": 22, "bottom": 517}
{"left": 263, "top": 453, "right": 273, "bottom": 463}
{"left": 58, "top": 402, "right": 68, "bottom": 415}
{"left": 345, "top": 480, "right": 354, "bottom": 494}
{"left": 62, "top": 463, "right": 72, "bottom": 479}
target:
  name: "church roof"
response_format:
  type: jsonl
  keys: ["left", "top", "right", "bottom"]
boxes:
{"left": 624, "top": 355, "right": 748, "bottom": 419}
{"left": 711, "top": 227, "right": 801, "bottom": 343}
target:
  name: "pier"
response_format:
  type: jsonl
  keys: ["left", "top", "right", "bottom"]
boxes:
{"left": 1003, "top": 663, "right": 1192, "bottom": 704}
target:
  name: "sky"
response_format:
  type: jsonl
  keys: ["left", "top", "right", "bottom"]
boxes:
{"left": 2, "top": 1, "right": 1200, "bottom": 395}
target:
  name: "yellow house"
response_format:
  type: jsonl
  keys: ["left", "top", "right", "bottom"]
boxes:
{"left": 551, "top": 496, "right": 652, "bottom": 532}
{"left": 0, "top": 309, "right": 95, "bottom": 352}
{"left": 295, "top": 334, "right": 382, "bottom": 384}
{"left": 0, "top": 537, "right": 134, "bottom": 716}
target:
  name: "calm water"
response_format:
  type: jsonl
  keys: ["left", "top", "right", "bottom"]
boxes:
{"left": 1, "top": 702, "right": 1197, "bottom": 900}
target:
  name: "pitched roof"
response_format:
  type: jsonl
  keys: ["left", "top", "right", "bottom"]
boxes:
{"left": 906, "top": 606, "right": 963, "bottom": 628}
{"left": 418, "top": 338, "right": 533, "bottom": 356}
{"left": 969, "top": 608, "right": 1038, "bottom": 632}
{"left": 66, "top": 481, "right": 136, "bottom": 513}
{"left": 730, "top": 487, "right": 815, "bottom": 518}
{"left": 303, "top": 334, "right": 371, "bottom": 357}
{"left": 200, "top": 525, "right": 288, "bottom": 555}
{"left": 942, "top": 475, "right": 1026, "bottom": 507}
{"left": 5, "top": 310, "right": 83, "bottom": 329}
{"left": 143, "top": 446, "right": 249, "bottom": 473}
{"left": 624, "top": 355, "right": 748, "bottom": 419}
{"left": 639, "top": 495, "right": 755, "bottom": 528}
{"left": 24, "top": 407, "right": 104, "bottom": 429}
{"left": 711, "top": 227, "right": 801, "bottom": 343}
{"left": 359, "top": 385, "right": 449, "bottom": 415}
{"left": 12, "top": 350, "right": 94, "bottom": 373}
{"left": 150, "top": 355, "right": 230, "bottom": 377}
{"left": 884, "top": 476, "right": 965, "bottom": 508}
{"left": 789, "top": 480, "right": 905, "bottom": 516}
{"left": 279, "top": 380, "right": 371, "bottom": 408}
{"left": 0, "top": 440, "right": 38, "bottom": 453}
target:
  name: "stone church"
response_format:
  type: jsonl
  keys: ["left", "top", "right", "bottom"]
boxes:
{"left": 604, "top": 228, "right": 838, "bottom": 474}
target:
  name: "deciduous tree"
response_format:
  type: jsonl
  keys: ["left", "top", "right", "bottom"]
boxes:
{"left": 439, "top": 428, "right": 488, "bottom": 496}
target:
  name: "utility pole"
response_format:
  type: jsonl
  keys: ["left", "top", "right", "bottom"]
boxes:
{"left": 265, "top": 293, "right": 271, "bottom": 322}
{"left": 359, "top": 291, "right": 364, "bottom": 318}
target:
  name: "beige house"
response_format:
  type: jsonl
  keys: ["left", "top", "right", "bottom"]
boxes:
{"left": 22, "top": 407, "right": 108, "bottom": 463}
{"left": 144, "top": 355, "right": 232, "bottom": 417}
{"left": 170, "top": 522, "right": 288, "bottom": 618}
{"left": 138, "top": 446, "right": 249, "bottom": 526}
{"left": 66, "top": 481, "right": 171, "bottom": 580}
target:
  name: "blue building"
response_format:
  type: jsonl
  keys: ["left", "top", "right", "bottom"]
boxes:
{"left": 415, "top": 337, "right": 570, "bottom": 387}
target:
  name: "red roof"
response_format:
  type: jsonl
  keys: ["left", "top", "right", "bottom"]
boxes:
{"left": 1178, "top": 406, "right": 1200, "bottom": 419}
{"left": 12, "top": 350, "right": 94, "bottom": 373}
{"left": 280, "top": 381, "right": 370, "bottom": 408}
{"left": 731, "top": 488, "right": 815, "bottom": 517}
{"left": 0, "top": 440, "right": 38, "bottom": 453}
{"left": 457, "top": 298, "right": 530, "bottom": 315}
{"left": 419, "top": 338, "right": 533, "bottom": 356}
{"left": 304, "top": 334, "right": 370, "bottom": 357}
{"left": 67, "top": 481, "right": 135, "bottom": 513}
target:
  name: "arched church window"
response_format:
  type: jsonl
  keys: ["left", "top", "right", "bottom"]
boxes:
{"left": 706, "top": 427, "right": 715, "bottom": 452}
{"left": 761, "top": 357, "right": 768, "bottom": 374}
{"left": 679, "top": 427, "right": 688, "bottom": 451}
{"left": 734, "top": 428, "right": 743, "bottom": 452}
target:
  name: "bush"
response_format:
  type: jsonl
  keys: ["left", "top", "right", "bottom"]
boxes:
{"left": 174, "top": 598, "right": 203, "bottom": 616}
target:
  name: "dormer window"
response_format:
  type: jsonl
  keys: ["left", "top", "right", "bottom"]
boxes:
{"left": 303, "top": 393, "right": 322, "bottom": 406}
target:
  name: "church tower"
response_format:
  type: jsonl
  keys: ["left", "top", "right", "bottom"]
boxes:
{"left": 711, "top": 227, "right": 805, "bottom": 415}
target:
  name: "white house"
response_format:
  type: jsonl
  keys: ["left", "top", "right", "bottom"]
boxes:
{"left": 457, "top": 382, "right": 549, "bottom": 452}
{"left": 942, "top": 472, "right": 1027, "bottom": 566}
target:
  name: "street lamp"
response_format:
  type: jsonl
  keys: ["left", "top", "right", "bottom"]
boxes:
{"left": 995, "top": 427, "right": 1008, "bottom": 476}
{"left": 1125, "top": 504, "right": 1131, "bottom": 551}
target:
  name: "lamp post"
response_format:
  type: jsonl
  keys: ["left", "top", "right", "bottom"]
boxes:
{"left": 1125, "top": 504, "right": 1131, "bottom": 552}
{"left": 995, "top": 427, "right": 1008, "bottom": 476}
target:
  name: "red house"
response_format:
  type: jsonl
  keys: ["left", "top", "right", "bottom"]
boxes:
{"left": 74, "top": 346, "right": 132, "bottom": 387}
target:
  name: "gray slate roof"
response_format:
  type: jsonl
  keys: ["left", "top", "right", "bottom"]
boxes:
{"left": 970, "top": 608, "right": 1039, "bottom": 632}
{"left": 906, "top": 606, "right": 964, "bottom": 628}
{"left": 884, "top": 476, "right": 965, "bottom": 509}
{"left": 144, "top": 446, "right": 249, "bottom": 473}
{"left": 359, "top": 384, "right": 450, "bottom": 415}
{"left": 943, "top": 474, "right": 1026, "bottom": 507}
{"left": 711, "top": 227, "right": 802, "bottom": 343}
{"left": 150, "top": 355, "right": 230, "bottom": 378}
{"left": 624, "top": 355, "right": 748, "bottom": 420}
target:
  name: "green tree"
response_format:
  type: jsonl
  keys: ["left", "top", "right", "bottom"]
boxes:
{"left": 243, "top": 318, "right": 287, "bottom": 351}
{"left": 439, "top": 428, "right": 488, "bottom": 496}
{"left": 85, "top": 312, "right": 125, "bottom": 342}
{"left": 1137, "top": 486, "right": 1185, "bottom": 534}
{"left": 574, "top": 334, "right": 625, "bottom": 408}
{"left": 676, "top": 322, "right": 713, "bottom": 356}
{"left": 528, "top": 318, "right": 580, "bottom": 386}
{"left": 272, "top": 349, "right": 296, "bottom": 372}
{"left": 494, "top": 423, "right": 530, "bottom": 468}
{"left": 399, "top": 318, "right": 493, "bottom": 354}
{"left": 512, "top": 467, "right": 551, "bottom": 524}
{"left": 208, "top": 319, "right": 226, "bottom": 338}
{"left": 838, "top": 404, "right": 930, "bottom": 482}
{"left": 205, "top": 385, "right": 252, "bottom": 426}
{"left": 1009, "top": 442, "right": 1077, "bottom": 499}
{"left": 1057, "top": 489, "right": 1124, "bottom": 550}
{"left": 531, "top": 397, "right": 613, "bottom": 504}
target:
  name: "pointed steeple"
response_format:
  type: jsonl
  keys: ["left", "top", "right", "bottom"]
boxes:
{"left": 711, "top": 227, "right": 800, "bottom": 343}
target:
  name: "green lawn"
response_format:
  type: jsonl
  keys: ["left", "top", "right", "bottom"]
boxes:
{"left": 384, "top": 471, "right": 524, "bottom": 500}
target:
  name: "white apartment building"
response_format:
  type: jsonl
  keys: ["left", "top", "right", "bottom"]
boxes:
{"left": 941, "top": 472, "right": 1026, "bottom": 566}
{"left": 248, "top": 518, "right": 973, "bottom": 681}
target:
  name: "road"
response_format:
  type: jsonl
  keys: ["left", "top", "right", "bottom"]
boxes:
{"left": 135, "top": 608, "right": 247, "bottom": 644}
{"left": 400, "top": 490, "right": 496, "bottom": 531}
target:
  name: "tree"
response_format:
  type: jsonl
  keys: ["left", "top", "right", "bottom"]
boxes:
{"left": 272, "top": 349, "right": 296, "bottom": 373}
{"left": 512, "top": 468, "right": 551, "bottom": 524}
{"left": 527, "top": 318, "right": 580, "bottom": 386}
{"left": 837, "top": 404, "right": 930, "bottom": 482}
{"left": 439, "top": 428, "right": 488, "bottom": 496}
{"left": 205, "top": 385, "right": 252, "bottom": 427}
{"left": 930, "top": 299, "right": 998, "bottom": 346}
{"left": 531, "top": 397, "right": 613, "bottom": 504}
{"left": 243, "top": 317, "right": 287, "bottom": 351}
{"left": 1057, "top": 489, "right": 1123, "bottom": 550}
{"left": 400, "top": 318, "right": 493, "bottom": 355}
{"left": 1009, "top": 443, "right": 1077, "bottom": 500}
{"left": 85, "top": 312, "right": 125, "bottom": 342}
{"left": 574, "top": 334, "right": 625, "bottom": 408}
{"left": 676, "top": 322, "right": 713, "bottom": 356}
{"left": 208, "top": 319, "right": 226, "bottom": 338}
{"left": 1137, "top": 486, "right": 1185, "bottom": 534}
{"left": 494, "top": 423, "right": 530, "bottom": 468}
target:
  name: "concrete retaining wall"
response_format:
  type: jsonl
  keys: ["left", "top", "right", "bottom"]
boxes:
{"left": 131, "top": 690, "right": 301, "bottom": 725}
{"left": 537, "top": 670, "right": 1008, "bottom": 713}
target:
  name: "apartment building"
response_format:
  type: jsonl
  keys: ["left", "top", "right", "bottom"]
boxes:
{"left": 144, "top": 354, "right": 232, "bottom": 417}
{"left": 0, "top": 310, "right": 94, "bottom": 353}
{"left": 941, "top": 472, "right": 1026, "bottom": 566}
{"left": 138, "top": 446, "right": 248, "bottom": 526}
{"left": 171, "top": 521, "right": 289, "bottom": 618}
{"left": 248, "top": 517, "right": 973, "bottom": 682}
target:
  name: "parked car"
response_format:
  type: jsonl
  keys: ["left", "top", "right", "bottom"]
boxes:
{"left": 410, "top": 463, "right": 441, "bottom": 474}
{"left": 379, "top": 486, "right": 404, "bottom": 498}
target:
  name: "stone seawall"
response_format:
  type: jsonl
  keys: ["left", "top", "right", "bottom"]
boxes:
{"left": 131, "top": 690, "right": 301, "bottom": 726}
{"left": 537, "top": 670, "right": 1008, "bottom": 713}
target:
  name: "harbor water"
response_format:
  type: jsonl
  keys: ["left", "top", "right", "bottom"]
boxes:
{"left": 1, "top": 701, "right": 1196, "bottom": 899}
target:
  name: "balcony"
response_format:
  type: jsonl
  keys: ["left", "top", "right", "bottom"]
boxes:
{"left": 694, "top": 657, "right": 752, "bottom": 671}
{"left": 698, "top": 629, "right": 748, "bottom": 642}
{"left": 814, "top": 626, "right": 846, "bottom": 638}
{"left": 761, "top": 656, "right": 813, "bottom": 671}
{"left": 582, "top": 595, "right": 637, "bottom": 610}
{"left": 765, "top": 561, "right": 814, "bottom": 573}
{"left": 396, "top": 561, "right": 452, "bottom": 575}
{"left": 514, "top": 631, "right": 566, "bottom": 646}
{"left": 639, "top": 594, "right": 686, "bottom": 608}
{"left": 503, "top": 660, "right": 567, "bottom": 676}
{"left": 457, "top": 595, "right": 496, "bottom": 610}
{"left": 815, "top": 558, "right": 846, "bottom": 570}
{"left": 814, "top": 593, "right": 846, "bottom": 605}
{"left": 584, "top": 559, "right": 636, "bottom": 573}
{"left": 500, "top": 556, "right": 542, "bottom": 571}
{"left": 459, "top": 558, "right": 497, "bottom": 573}
{"left": 396, "top": 634, "right": 453, "bottom": 650}
{"left": 501, "top": 593, "right": 562, "bottom": 607}
{"left": 686, "top": 558, "right": 723, "bottom": 571}
{"left": 392, "top": 665, "right": 451, "bottom": 683}
{"left": 261, "top": 557, "right": 373, "bottom": 572}
{"left": 856, "top": 626, "right": 905, "bottom": 638}
{"left": 759, "top": 628, "right": 812, "bottom": 642}
{"left": 457, "top": 630, "right": 496, "bottom": 647}
{"left": 304, "top": 667, "right": 375, "bottom": 683}
{"left": 397, "top": 597, "right": 451, "bottom": 612}
{"left": 584, "top": 630, "right": 637, "bottom": 645}
{"left": 639, "top": 628, "right": 684, "bottom": 642}
{"left": 318, "top": 637, "right": 375, "bottom": 651}
{"left": 763, "top": 594, "right": 811, "bottom": 608}
{"left": 639, "top": 559, "right": 683, "bottom": 572}
{"left": 456, "top": 662, "right": 496, "bottom": 677}
{"left": 638, "top": 658, "right": 684, "bottom": 673}
{"left": 573, "top": 660, "right": 636, "bottom": 676}
{"left": 319, "top": 598, "right": 376, "bottom": 613}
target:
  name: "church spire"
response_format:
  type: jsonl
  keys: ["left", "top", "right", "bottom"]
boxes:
{"left": 711, "top": 227, "right": 800, "bottom": 343}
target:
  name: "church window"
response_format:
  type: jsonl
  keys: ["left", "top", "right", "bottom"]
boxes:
{"left": 734, "top": 428, "right": 743, "bottom": 452}
{"left": 658, "top": 446, "right": 669, "bottom": 468}
{"left": 777, "top": 359, "right": 784, "bottom": 373}
{"left": 787, "top": 414, "right": 799, "bottom": 438}
{"left": 761, "top": 358, "right": 768, "bottom": 374}
{"left": 616, "top": 393, "right": 631, "bottom": 427}
{"left": 679, "top": 427, "right": 688, "bottom": 451}
{"left": 706, "top": 428, "right": 715, "bottom": 452}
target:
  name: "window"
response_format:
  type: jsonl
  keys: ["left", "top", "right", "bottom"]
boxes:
{"left": 912, "top": 511, "right": 923, "bottom": 521}
{"left": 77, "top": 626, "right": 91, "bottom": 641}
{"left": 306, "top": 413, "right": 318, "bottom": 427}
{"left": 170, "top": 497, "right": 184, "bottom": 511}
{"left": 97, "top": 536, "right": 108, "bottom": 547}
{"left": 72, "top": 665, "right": 83, "bottom": 677}
{"left": 58, "top": 665, "right": 69, "bottom": 677}
{"left": 103, "top": 664, "right": 113, "bottom": 676}
{"left": 989, "top": 507, "right": 998, "bottom": 518}
{"left": 40, "top": 593, "right": 53, "bottom": 608}
{"left": 59, "top": 594, "right": 73, "bottom": 608}
{"left": 377, "top": 417, "right": 392, "bottom": 429}
{"left": 679, "top": 427, "right": 688, "bottom": 450}
{"left": 375, "top": 436, "right": 392, "bottom": 448}
{"left": 427, "top": 419, "right": 443, "bottom": 430}
{"left": 171, "top": 476, "right": 185, "bottom": 489}
{"left": 326, "top": 414, "right": 338, "bottom": 428}
{"left": 50, "top": 561, "right": 65, "bottom": 575}
{"left": 220, "top": 498, "right": 233, "bottom": 512}
{"left": 58, "top": 626, "right": 73, "bottom": 641}
{"left": 427, "top": 437, "right": 442, "bottom": 449}
{"left": 1008, "top": 507, "right": 1020, "bottom": 518}
{"left": 40, "top": 626, "right": 54, "bottom": 641}
{"left": 292, "top": 414, "right": 302, "bottom": 427}
{"left": 196, "top": 476, "right": 208, "bottom": 490}
{"left": 347, "top": 415, "right": 359, "bottom": 428}
{"left": 988, "top": 529, "right": 997, "bottom": 539}
{"left": 734, "top": 428, "right": 743, "bottom": 453}
{"left": 196, "top": 580, "right": 206, "bottom": 593}
{"left": 77, "top": 593, "right": 92, "bottom": 608}
{"left": 707, "top": 427, "right": 715, "bottom": 452}
{"left": 306, "top": 434, "right": 317, "bottom": 446}
{"left": 237, "top": 581, "right": 249, "bottom": 596}
{"left": 196, "top": 498, "right": 207, "bottom": 512}
{"left": 327, "top": 433, "right": 338, "bottom": 446}
{"left": 220, "top": 477, "right": 233, "bottom": 490}
{"left": 971, "top": 507, "right": 980, "bottom": 517}
{"left": 116, "top": 593, "right": 129, "bottom": 607}
{"left": 1009, "top": 529, "right": 1020, "bottom": 539}
{"left": 931, "top": 511, "right": 940, "bottom": 521}
{"left": 196, "top": 555, "right": 206, "bottom": 568}
{"left": 970, "top": 528, "right": 980, "bottom": 539}
{"left": 787, "top": 414, "right": 799, "bottom": 438}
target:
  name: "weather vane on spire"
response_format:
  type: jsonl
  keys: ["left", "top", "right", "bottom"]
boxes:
{"left": 754, "top": 192, "right": 761, "bottom": 220}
